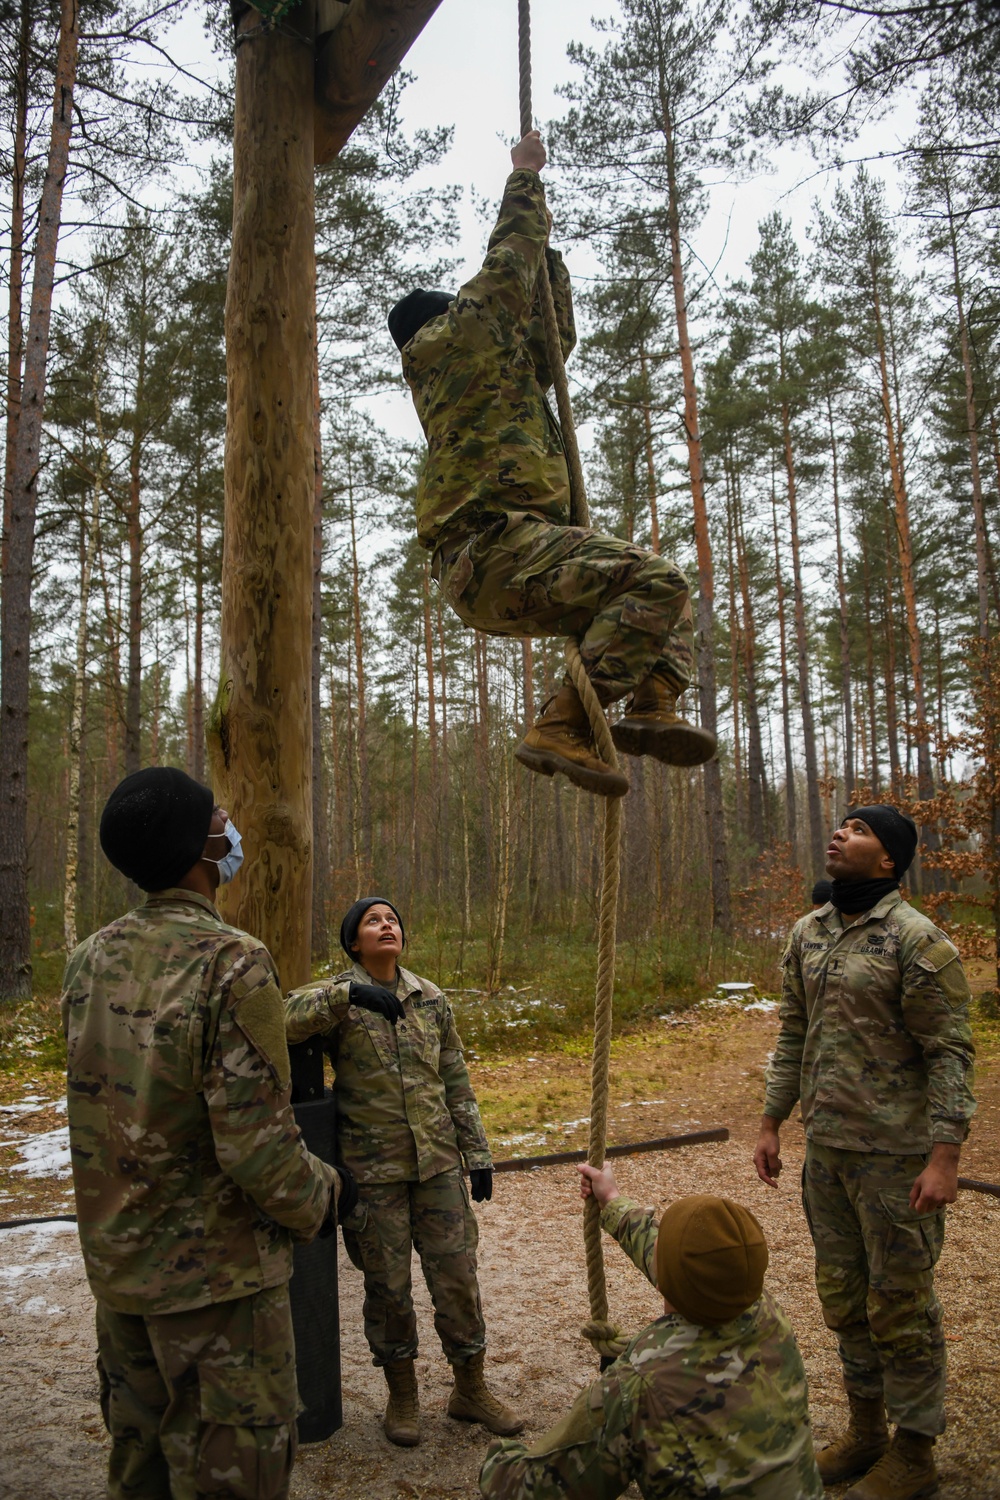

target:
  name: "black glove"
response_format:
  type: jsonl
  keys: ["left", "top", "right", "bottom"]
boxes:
{"left": 470, "top": 1168, "right": 493, "bottom": 1203}
{"left": 349, "top": 980, "right": 404, "bottom": 1024}
{"left": 320, "top": 1162, "right": 358, "bottom": 1235}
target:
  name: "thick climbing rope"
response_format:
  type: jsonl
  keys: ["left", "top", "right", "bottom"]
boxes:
{"left": 518, "top": 0, "right": 627, "bottom": 1364}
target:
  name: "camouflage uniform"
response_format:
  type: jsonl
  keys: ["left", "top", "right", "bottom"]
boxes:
{"left": 62, "top": 888, "right": 338, "bottom": 1500}
{"left": 764, "top": 891, "right": 977, "bottom": 1437}
{"left": 479, "top": 1198, "right": 823, "bottom": 1499}
{"left": 401, "top": 167, "right": 693, "bottom": 704}
{"left": 285, "top": 962, "right": 492, "bottom": 1367}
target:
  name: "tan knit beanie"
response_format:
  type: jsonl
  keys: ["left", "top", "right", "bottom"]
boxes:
{"left": 654, "top": 1195, "right": 768, "bottom": 1326}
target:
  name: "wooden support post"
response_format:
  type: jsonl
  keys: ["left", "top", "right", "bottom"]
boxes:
{"left": 208, "top": 1, "right": 319, "bottom": 988}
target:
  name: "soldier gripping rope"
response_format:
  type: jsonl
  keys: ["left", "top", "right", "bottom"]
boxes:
{"left": 284, "top": 897, "right": 523, "bottom": 1448}
{"left": 388, "top": 130, "right": 716, "bottom": 800}
{"left": 479, "top": 1162, "right": 823, "bottom": 1499}
{"left": 61, "top": 768, "right": 353, "bottom": 1500}
{"left": 755, "top": 806, "right": 977, "bottom": 1500}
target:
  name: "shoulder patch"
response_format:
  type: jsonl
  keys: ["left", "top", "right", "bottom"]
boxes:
{"left": 915, "top": 937, "right": 970, "bottom": 1008}
{"left": 230, "top": 965, "right": 291, "bottom": 1090}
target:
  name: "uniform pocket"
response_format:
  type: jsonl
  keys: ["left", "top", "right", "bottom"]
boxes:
{"left": 874, "top": 1190, "right": 944, "bottom": 1275}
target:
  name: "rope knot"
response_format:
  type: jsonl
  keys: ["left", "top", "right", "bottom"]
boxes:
{"left": 580, "top": 1319, "right": 628, "bottom": 1361}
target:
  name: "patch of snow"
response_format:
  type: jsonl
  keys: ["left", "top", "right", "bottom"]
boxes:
{"left": 17, "top": 1295, "right": 66, "bottom": 1317}
{"left": 9, "top": 1126, "right": 71, "bottom": 1179}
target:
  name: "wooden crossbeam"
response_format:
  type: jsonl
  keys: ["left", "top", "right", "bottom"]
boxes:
{"left": 314, "top": 0, "right": 444, "bottom": 164}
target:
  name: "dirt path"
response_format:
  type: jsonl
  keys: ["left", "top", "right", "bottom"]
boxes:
{"left": 2, "top": 1004, "right": 998, "bottom": 1500}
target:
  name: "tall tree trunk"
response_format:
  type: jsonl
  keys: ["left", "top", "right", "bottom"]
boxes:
{"left": 347, "top": 466, "right": 371, "bottom": 884}
{"left": 881, "top": 517, "right": 902, "bottom": 795}
{"left": 861, "top": 535, "right": 881, "bottom": 797}
{"left": 772, "top": 491, "right": 798, "bottom": 850}
{"left": 207, "top": 0, "right": 315, "bottom": 987}
{"left": 65, "top": 435, "right": 102, "bottom": 952}
{"left": 780, "top": 385, "right": 824, "bottom": 872}
{"left": 192, "top": 489, "right": 205, "bottom": 780}
{"left": 873, "top": 284, "right": 935, "bottom": 811}
{"left": 662, "top": 99, "right": 729, "bottom": 933}
{"left": 311, "top": 334, "right": 329, "bottom": 958}
{"left": 3, "top": 0, "right": 31, "bottom": 563}
{"left": 124, "top": 295, "right": 146, "bottom": 777}
{"left": 734, "top": 468, "right": 766, "bottom": 850}
{"left": 0, "top": 0, "right": 78, "bottom": 1004}
{"left": 639, "top": 344, "right": 660, "bottom": 553}
{"left": 725, "top": 487, "right": 744, "bottom": 844}
{"left": 943, "top": 184, "right": 989, "bottom": 640}
{"left": 827, "top": 395, "right": 855, "bottom": 798}
{"left": 422, "top": 559, "right": 440, "bottom": 894}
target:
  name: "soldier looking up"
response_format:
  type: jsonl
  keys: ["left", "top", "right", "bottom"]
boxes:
{"left": 388, "top": 130, "right": 716, "bottom": 801}
{"left": 478, "top": 1164, "right": 823, "bottom": 1499}
{"left": 284, "top": 898, "right": 522, "bottom": 1448}
{"left": 62, "top": 767, "right": 354, "bottom": 1500}
{"left": 754, "top": 806, "right": 977, "bottom": 1500}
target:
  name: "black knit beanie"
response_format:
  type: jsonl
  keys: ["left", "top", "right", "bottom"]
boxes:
{"left": 100, "top": 768, "right": 214, "bottom": 892}
{"left": 843, "top": 805, "right": 919, "bottom": 877}
{"left": 340, "top": 897, "right": 406, "bottom": 957}
{"left": 387, "top": 289, "right": 453, "bottom": 351}
{"left": 811, "top": 878, "right": 833, "bottom": 905}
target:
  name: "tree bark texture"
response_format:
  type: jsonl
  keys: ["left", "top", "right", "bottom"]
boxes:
{"left": 207, "top": 1, "right": 317, "bottom": 989}
{"left": 662, "top": 106, "right": 730, "bottom": 934}
{"left": 0, "top": 0, "right": 78, "bottom": 1003}
{"left": 3, "top": 0, "right": 30, "bottom": 570}
{"left": 311, "top": 332, "right": 329, "bottom": 958}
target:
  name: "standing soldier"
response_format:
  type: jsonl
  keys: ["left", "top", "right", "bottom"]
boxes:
{"left": 63, "top": 767, "right": 354, "bottom": 1500}
{"left": 388, "top": 130, "right": 716, "bottom": 801}
{"left": 754, "top": 806, "right": 977, "bottom": 1500}
{"left": 479, "top": 1163, "right": 823, "bottom": 1499}
{"left": 285, "top": 897, "right": 523, "bottom": 1447}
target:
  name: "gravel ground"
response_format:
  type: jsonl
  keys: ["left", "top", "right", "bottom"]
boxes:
{"left": 2, "top": 1130, "right": 999, "bottom": 1500}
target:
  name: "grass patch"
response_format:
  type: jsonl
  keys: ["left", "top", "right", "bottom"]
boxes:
{"left": 0, "top": 993, "right": 66, "bottom": 1099}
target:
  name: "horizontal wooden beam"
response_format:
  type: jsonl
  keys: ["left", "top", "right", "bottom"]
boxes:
{"left": 313, "top": 0, "right": 444, "bottom": 165}
{"left": 492, "top": 1127, "right": 730, "bottom": 1174}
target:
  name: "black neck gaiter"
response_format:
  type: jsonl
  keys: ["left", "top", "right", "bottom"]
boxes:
{"left": 829, "top": 876, "right": 899, "bottom": 915}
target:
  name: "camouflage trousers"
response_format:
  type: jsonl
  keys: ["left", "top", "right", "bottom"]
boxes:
{"left": 95, "top": 1283, "right": 298, "bottom": 1499}
{"left": 433, "top": 512, "right": 694, "bottom": 703}
{"left": 802, "top": 1142, "right": 947, "bottom": 1435}
{"left": 340, "top": 1167, "right": 486, "bottom": 1367}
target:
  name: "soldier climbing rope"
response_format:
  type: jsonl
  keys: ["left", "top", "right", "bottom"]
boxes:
{"left": 516, "top": 0, "right": 627, "bottom": 1364}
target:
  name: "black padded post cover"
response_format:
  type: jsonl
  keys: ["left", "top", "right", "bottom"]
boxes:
{"left": 290, "top": 1041, "right": 341, "bottom": 1443}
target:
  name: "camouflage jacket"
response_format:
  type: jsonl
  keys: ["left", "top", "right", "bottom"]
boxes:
{"left": 480, "top": 1198, "right": 822, "bottom": 1500}
{"left": 764, "top": 892, "right": 976, "bottom": 1152}
{"left": 61, "top": 890, "right": 337, "bottom": 1317}
{"left": 402, "top": 167, "right": 577, "bottom": 550}
{"left": 284, "top": 961, "right": 491, "bottom": 1185}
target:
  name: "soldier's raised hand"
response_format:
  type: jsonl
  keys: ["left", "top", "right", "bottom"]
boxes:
{"left": 511, "top": 130, "right": 546, "bottom": 173}
{"left": 349, "top": 980, "right": 405, "bottom": 1024}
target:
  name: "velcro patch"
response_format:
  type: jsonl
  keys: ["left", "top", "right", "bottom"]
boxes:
{"left": 231, "top": 967, "right": 291, "bottom": 1090}
{"left": 915, "top": 938, "right": 970, "bottom": 1008}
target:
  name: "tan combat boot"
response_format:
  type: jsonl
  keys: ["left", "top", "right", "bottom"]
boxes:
{"left": 515, "top": 684, "right": 628, "bottom": 798}
{"left": 382, "top": 1357, "right": 420, "bottom": 1447}
{"left": 843, "top": 1429, "right": 938, "bottom": 1499}
{"left": 610, "top": 672, "right": 717, "bottom": 767}
{"left": 816, "top": 1394, "right": 889, "bottom": 1485}
{"left": 447, "top": 1351, "right": 525, "bottom": 1436}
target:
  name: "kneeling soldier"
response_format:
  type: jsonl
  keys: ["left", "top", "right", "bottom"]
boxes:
{"left": 285, "top": 897, "right": 522, "bottom": 1447}
{"left": 479, "top": 1164, "right": 823, "bottom": 1500}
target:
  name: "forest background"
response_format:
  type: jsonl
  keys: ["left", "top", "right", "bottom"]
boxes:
{"left": 1, "top": 0, "right": 999, "bottom": 1040}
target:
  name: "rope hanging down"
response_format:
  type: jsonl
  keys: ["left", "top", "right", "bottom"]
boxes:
{"left": 517, "top": 0, "right": 627, "bottom": 1364}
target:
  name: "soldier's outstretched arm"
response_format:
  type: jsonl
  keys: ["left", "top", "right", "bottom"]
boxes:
{"left": 443, "top": 138, "right": 551, "bottom": 358}
{"left": 202, "top": 946, "right": 338, "bottom": 1239}
{"left": 579, "top": 1165, "right": 659, "bottom": 1288}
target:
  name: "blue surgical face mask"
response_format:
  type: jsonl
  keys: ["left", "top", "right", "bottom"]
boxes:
{"left": 204, "top": 819, "right": 244, "bottom": 885}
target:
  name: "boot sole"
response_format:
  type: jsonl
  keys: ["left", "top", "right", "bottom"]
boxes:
{"left": 515, "top": 743, "right": 628, "bottom": 798}
{"left": 611, "top": 718, "right": 717, "bottom": 767}
{"left": 383, "top": 1426, "right": 420, "bottom": 1447}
